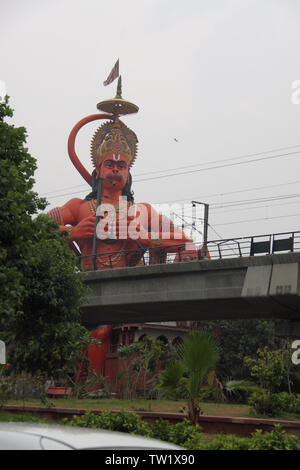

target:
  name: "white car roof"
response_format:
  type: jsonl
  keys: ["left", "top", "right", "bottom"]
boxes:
{"left": 0, "top": 422, "right": 183, "bottom": 450}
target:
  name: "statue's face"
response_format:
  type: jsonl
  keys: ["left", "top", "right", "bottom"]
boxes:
{"left": 98, "top": 154, "right": 129, "bottom": 191}
{"left": 96, "top": 127, "right": 131, "bottom": 191}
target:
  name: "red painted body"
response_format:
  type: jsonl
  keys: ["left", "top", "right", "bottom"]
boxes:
{"left": 88, "top": 325, "right": 113, "bottom": 375}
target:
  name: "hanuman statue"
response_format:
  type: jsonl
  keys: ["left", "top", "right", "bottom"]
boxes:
{"left": 47, "top": 77, "right": 198, "bottom": 378}
{"left": 48, "top": 78, "right": 196, "bottom": 270}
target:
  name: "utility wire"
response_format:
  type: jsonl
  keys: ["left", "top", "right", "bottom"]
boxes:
{"left": 214, "top": 212, "right": 300, "bottom": 227}
{"left": 40, "top": 144, "right": 300, "bottom": 198}
{"left": 164, "top": 192, "right": 300, "bottom": 217}
{"left": 134, "top": 143, "right": 300, "bottom": 177}
{"left": 209, "top": 192, "right": 300, "bottom": 209}
{"left": 211, "top": 199, "right": 300, "bottom": 215}
{"left": 148, "top": 179, "right": 300, "bottom": 206}
{"left": 134, "top": 150, "right": 300, "bottom": 183}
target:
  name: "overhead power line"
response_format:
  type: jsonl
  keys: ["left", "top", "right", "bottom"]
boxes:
{"left": 40, "top": 143, "right": 300, "bottom": 199}
{"left": 214, "top": 212, "right": 300, "bottom": 227}
{"left": 210, "top": 192, "right": 300, "bottom": 209}
{"left": 134, "top": 150, "right": 300, "bottom": 183}
{"left": 134, "top": 143, "right": 300, "bottom": 177}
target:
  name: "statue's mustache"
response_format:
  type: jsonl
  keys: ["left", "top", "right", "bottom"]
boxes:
{"left": 106, "top": 172, "right": 123, "bottom": 181}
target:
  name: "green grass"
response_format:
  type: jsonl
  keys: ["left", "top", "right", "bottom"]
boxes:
{"left": 4, "top": 398, "right": 251, "bottom": 417}
{"left": 0, "top": 411, "right": 52, "bottom": 423}
{"left": 4, "top": 398, "right": 300, "bottom": 422}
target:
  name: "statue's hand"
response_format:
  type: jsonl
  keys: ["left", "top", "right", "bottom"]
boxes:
{"left": 102, "top": 212, "right": 148, "bottom": 241}
{"left": 71, "top": 216, "right": 95, "bottom": 241}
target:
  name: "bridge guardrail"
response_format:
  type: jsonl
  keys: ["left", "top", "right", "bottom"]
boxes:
{"left": 78, "top": 230, "right": 300, "bottom": 271}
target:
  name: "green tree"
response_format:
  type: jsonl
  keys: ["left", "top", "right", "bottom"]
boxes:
{"left": 8, "top": 215, "right": 91, "bottom": 377}
{"left": 0, "top": 96, "right": 46, "bottom": 334}
{"left": 0, "top": 97, "right": 90, "bottom": 377}
{"left": 244, "top": 345, "right": 292, "bottom": 393}
{"left": 198, "top": 319, "right": 281, "bottom": 382}
{"left": 159, "top": 329, "right": 219, "bottom": 425}
{"left": 118, "top": 337, "right": 175, "bottom": 400}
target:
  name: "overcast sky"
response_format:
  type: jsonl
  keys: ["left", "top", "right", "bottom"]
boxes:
{"left": 1, "top": 0, "right": 300, "bottom": 244}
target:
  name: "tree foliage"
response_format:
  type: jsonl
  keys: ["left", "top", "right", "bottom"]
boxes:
{"left": 0, "top": 97, "right": 90, "bottom": 377}
{"left": 244, "top": 345, "right": 292, "bottom": 393}
{"left": 0, "top": 97, "right": 46, "bottom": 328}
{"left": 118, "top": 336, "right": 175, "bottom": 400}
{"left": 198, "top": 319, "right": 281, "bottom": 381}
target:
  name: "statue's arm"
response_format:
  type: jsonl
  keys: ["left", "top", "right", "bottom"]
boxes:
{"left": 47, "top": 198, "right": 82, "bottom": 240}
{"left": 144, "top": 206, "right": 209, "bottom": 260}
{"left": 48, "top": 198, "right": 95, "bottom": 242}
{"left": 135, "top": 203, "right": 193, "bottom": 249}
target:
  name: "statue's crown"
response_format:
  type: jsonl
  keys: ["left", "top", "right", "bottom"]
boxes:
{"left": 90, "top": 118, "right": 138, "bottom": 168}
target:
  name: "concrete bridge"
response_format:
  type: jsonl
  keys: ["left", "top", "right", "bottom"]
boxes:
{"left": 81, "top": 252, "right": 300, "bottom": 330}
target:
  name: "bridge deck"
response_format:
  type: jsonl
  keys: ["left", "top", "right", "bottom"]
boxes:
{"left": 81, "top": 252, "right": 300, "bottom": 327}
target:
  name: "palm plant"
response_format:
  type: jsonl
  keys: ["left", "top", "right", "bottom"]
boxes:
{"left": 159, "top": 329, "right": 219, "bottom": 424}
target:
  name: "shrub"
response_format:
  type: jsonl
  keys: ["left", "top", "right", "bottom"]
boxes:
{"left": 141, "top": 417, "right": 201, "bottom": 446}
{"left": 66, "top": 411, "right": 151, "bottom": 436}
{"left": 151, "top": 418, "right": 172, "bottom": 442}
{"left": 249, "top": 425, "right": 300, "bottom": 450}
{"left": 293, "top": 394, "right": 300, "bottom": 414}
{"left": 248, "top": 391, "right": 283, "bottom": 417}
{"left": 66, "top": 413, "right": 202, "bottom": 447}
{"left": 248, "top": 391, "right": 300, "bottom": 416}
{"left": 277, "top": 392, "right": 295, "bottom": 413}
{"left": 168, "top": 419, "right": 201, "bottom": 446}
{"left": 204, "top": 434, "right": 250, "bottom": 450}
{"left": 64, "top": 411, "right": 300, "bottom": 450}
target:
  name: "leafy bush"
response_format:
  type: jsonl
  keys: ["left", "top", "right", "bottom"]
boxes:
{"left": 293, "top": 394, "right": 300, "bottom": 414}
{"left": 248, "top": 391, "right": 300, "bottom": 417}
{"left": 168, "top": 419, "right": 201, "bottom": 446}
{"left": 204, "top": 434, "right": 250, "bottom": 450}
{"left": 150, "top": 418, "right": 172, "bottom": 442}
{"left": 64, "top": 411, "right": 300, "bottom": 450}
{"left": 66, "top": 412, "right": 201, "bottom": 446}
{"left": 248, "top": 391, "right": 283, "bottom": 417}
{"left": 277, "top": 392, "right": 295, "bottom": 413}
{"left": 186, "top": 425, "right": 300, "bottom": 450}
{"left": 249, "top": 425, "right": 300, "bottom": 450}
{"left": 244, "top": 347, "right": 287, "bottom": 393}
{"left": 276, "top": 393, "right": 300, "bottom": 415}
{"left": 66, "top": 411, "right": 151, "bottom": 436}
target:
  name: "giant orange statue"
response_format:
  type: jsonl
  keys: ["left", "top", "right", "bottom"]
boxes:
{"left": 48, "top": 77, "right": 197, "bottom": 270}
{"left": 47, "top": 77, "right": 200, "bottom": 378}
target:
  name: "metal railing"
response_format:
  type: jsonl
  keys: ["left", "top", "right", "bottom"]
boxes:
{"left": 206, "top": 230, "right": 300, "bottom": 260}
{"left": 77, "top": 230, "right": 300, "bottom": 271}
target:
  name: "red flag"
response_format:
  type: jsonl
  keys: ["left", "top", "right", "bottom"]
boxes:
{"left": 103, "top": 59, "right": 119, "bottom": 86}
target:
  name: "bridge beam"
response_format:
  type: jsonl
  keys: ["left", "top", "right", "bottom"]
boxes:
{"left": 81, "top": 252, "right": 300, "bottom": 327}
